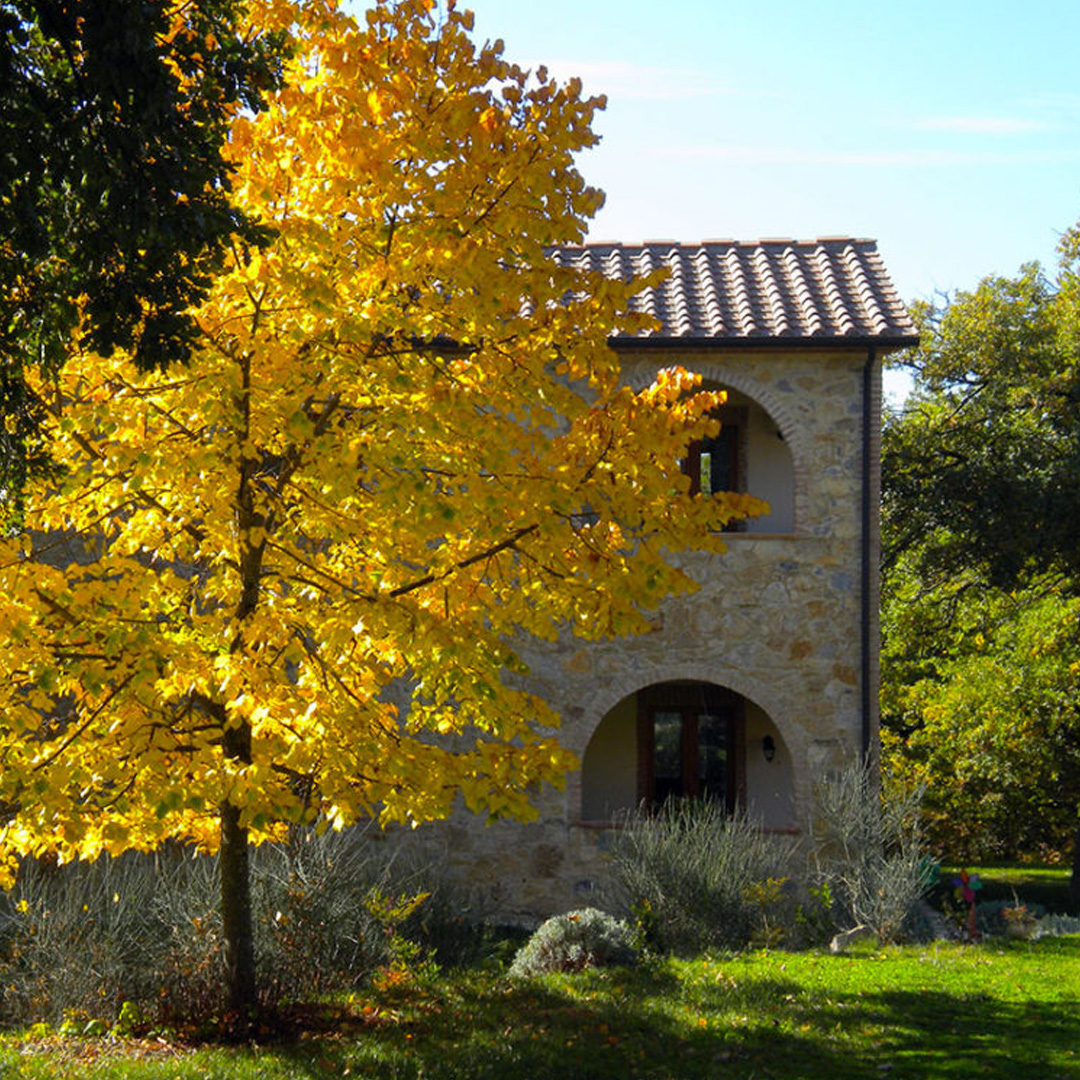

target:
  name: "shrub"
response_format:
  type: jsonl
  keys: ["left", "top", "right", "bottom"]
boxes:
{"left": 609, "top": 800, "right": 797, "bottom": 954}
{"left": 0, "top": 851, "right": 173, "bottom": 1024}
{"left": 508, "top": 909, "right": 638, "bottom": 977}
{"left": 810, "top": 760, "right": 933, "bottom": 944}
{"left": 0, "top": 827, "right": 434, "bottom": 1026}
{"left": 251, "top": 828, "right": 419, "bottom": 1003}
{"left": 1033, "top": 912, "right": 1080, "bottom": 939}
{"left": 974, "top": 899, "right": 1044, "bottom": 939}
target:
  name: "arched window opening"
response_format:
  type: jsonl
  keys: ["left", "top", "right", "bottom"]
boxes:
{"left": 580, "top": 680, "right": 796, "bottom": 829}
{"left": 682, "top": 387, "right": 794, "bottom": 534}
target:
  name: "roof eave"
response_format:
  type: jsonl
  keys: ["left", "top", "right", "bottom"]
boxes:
{"left": 608, "top": 333, "right": 920, "bottom": 353}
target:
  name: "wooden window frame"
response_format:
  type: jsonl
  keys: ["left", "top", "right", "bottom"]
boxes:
{"left": 685, "top": 405, "right": 747, "bottom": 495}
{"left": 635, "top": 682, "right": 745, "bottom": 812}
{"left": 684, "top": 405, "right": 748, "bottom": 532}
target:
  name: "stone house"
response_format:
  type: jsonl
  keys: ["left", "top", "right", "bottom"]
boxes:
{"left": 408, "top": 237, "right": 918, "bottom": 922}
{"left": 22, "top": 235, "right": 915, "bottom": 926}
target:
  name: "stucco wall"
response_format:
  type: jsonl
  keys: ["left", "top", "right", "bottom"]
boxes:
{"left": 580, "top": 693, "right": 638, "bottom": 822}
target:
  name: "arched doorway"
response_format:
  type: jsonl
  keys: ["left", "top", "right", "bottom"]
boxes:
{"left": 579, "top": 680, "right": 796, "bottom": 829}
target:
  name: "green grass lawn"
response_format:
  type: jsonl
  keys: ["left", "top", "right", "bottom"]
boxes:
{"left": 3, "top": 937, "right": 1079, "bottom": 1080}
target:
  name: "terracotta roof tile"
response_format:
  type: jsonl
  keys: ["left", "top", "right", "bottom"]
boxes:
{"left": 551, "top": 238, "right": 917, "bottom": 345}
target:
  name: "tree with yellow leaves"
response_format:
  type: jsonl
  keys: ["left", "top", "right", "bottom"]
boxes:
{"left": 0, "top": 0, "right": 760, "bottom": 1014}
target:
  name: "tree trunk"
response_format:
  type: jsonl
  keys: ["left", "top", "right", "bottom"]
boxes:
{"left": 220, "top": 798, "right": 256, "bottom": 1018}
{"left": 220, "top": 720, "right": 256, "bottom": 1020}
{"left": 220, "top": 350, "right": 261, "bottom": 1020}
{"left": 220, "top": 795, "right": 256, "bottom": 1020}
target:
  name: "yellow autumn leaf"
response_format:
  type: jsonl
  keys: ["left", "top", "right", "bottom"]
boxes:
{"left": 367, "top": 88, "right": 385, "bottom": 125}
{"left": 0, "top": 0, "right": 760, "bottom": 1008}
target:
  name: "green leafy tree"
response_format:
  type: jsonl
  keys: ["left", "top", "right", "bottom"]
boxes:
{"left": 883, "top": 262, "right": 1080, "bottom": 588}
{"left": 882, "top": 248, "right": 1080, "bottom": 901}
{"left": 883, "top": 573, "right": 1080, "bottom": 863}
{"left": 0, "top": 0, "right": 284, "bottom": 503}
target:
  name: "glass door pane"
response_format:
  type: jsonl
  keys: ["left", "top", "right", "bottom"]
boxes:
{"left": 697, "top": 712, "right": 728, "bottom": 803}
{"left": 653, "top": 710, "right": 684, "bottom": 804}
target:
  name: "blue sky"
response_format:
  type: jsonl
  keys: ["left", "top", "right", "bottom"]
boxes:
{"left": 464, "top": 0, "right": 1080, "bottom": 308}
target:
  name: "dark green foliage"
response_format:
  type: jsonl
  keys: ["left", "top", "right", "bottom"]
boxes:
{"left": 881, "top": 243, "right": 1080, "bottom": 899}
{"left": 0, "top": 0, "right": 285, "bottom": 500}
{"left": 882, "top": 263, "right": 1080, "bottom": 590}
{"left": 884, "top": 587, "right": 1080, "bottom": 863}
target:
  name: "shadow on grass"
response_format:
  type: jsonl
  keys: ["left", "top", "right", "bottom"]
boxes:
{"left": 831, "top": 988, "right": 1080, "bottom": 1078}
{"left": 261, "top": 945, "right": 1080, "bottom": 1080}
{"left": 17, "top": 943, "right": 1070, "bottom": 1079}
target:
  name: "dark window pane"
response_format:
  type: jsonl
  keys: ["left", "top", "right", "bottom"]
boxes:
{"left": 639, "top": 683, "right": 740, "bottom": 811}
{"left": 653, "top": 710, "right": 684, "bottom": 803}
{"left": 700, "top": 426, "right": 736, "bottom": 494}
{"left": 697, "top": 712, "right": 728, "bottom": 802}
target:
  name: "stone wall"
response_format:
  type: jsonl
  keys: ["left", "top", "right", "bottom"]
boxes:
{"left": 381, "top": 345, "right": 882, "bottom": 923}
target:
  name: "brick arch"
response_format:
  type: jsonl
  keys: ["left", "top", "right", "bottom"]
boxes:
{"left": 622, "top": 359, "right": 810, "bottom": 535}
{"left": 568, "top": 662, "right": 811, "bottom": 824}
